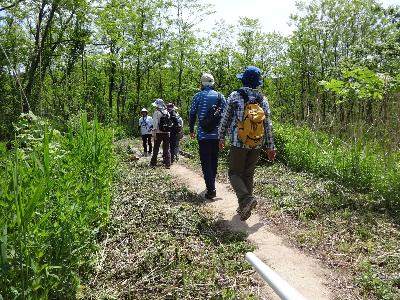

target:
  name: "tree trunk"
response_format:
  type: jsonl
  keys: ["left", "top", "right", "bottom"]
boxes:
{"left": 108, "top": 43, "right": 116, "bottom": 112}
{"left": 24, "top": 1, "right": 58, "bottom": 112}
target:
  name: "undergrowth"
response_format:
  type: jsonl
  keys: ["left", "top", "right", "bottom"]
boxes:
{"left": 84, "top": 139, "right": 258, "bottom": 299}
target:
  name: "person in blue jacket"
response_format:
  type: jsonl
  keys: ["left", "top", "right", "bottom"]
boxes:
{"left": 189, "top": 73, "right": 227, "bottom": 199}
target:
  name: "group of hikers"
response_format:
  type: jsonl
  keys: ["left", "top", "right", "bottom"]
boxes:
{"left": 138, "top": 101, "right": 183, "bottom": 166}
{"left": 138, "top": 66, "right": 276, "bottom": 221}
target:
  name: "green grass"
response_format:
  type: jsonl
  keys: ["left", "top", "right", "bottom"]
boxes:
{"left": 0, "top": 112, "right": 115, "bottom": 299}
{"left": 273, "top": 123, "right": 400, "bottom": 213}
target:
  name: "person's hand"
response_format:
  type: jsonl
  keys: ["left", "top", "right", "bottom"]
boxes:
{"left": 219, "top": 139, "right": 225, "bottom": 151}
{"left": 266, "top": 149, "right": 276, "bottom": 161}
{"left": 190, "top": 132, "right": 196, "bottom": 139}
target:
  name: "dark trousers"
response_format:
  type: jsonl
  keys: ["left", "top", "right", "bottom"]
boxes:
{"left": 150, "top": 132, "right": 170, "bottom": 167}
{"left": 228, "top": 146, "right": 261, "bottom": 210}
{"left": 141, "top": 134, "right": 152, "bottom": 153}
{"left": 170, "top": 133, "right": 178, "bottom": 163}
{"left": 198, "top": 139, "right": 219, "bottom": 192}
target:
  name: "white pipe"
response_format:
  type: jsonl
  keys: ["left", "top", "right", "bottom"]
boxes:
{"left": 245, "top": 252, "right": 307, "bottom": 300}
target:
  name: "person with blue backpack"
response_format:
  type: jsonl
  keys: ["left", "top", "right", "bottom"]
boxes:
{"left": 189, "top": 73, "right": 227, "bottom": 199}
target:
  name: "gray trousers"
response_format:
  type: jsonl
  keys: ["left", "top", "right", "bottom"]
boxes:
{"left": 228, "top": 146, "right": 261, "bottom": 210}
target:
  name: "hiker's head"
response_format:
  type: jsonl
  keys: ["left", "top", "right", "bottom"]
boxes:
{"left": 166, "top": 103, "right": 178, "bottom": 112}
{"left": 152, "top": 98, "right": 166, "bottom": 111}
{"left": 201, "top": 73, "right": 214, "bottom": 88}
{"left": 141, "top": 108, "right": 148, "bottom": 116}
{"left": 236, "top": 66, "right": 263, "bottom": 89}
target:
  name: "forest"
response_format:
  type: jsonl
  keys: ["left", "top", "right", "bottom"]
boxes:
{"left": 0, "top": 0, "right": 399, "bottom": 299}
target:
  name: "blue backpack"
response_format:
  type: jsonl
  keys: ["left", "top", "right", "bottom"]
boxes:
{"left": 199, "top": 93, "right": 222, "bottom": 133}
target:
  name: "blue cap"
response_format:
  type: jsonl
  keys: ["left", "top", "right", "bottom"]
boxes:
{"left": 236, "top": 66, "right": 263, "bottom": 88}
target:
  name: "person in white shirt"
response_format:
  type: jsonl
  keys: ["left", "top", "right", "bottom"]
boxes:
{"left": 138, "top": 108, "right": 153, "bottom": 156}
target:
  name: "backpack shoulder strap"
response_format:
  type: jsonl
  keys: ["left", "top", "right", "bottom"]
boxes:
{"left": 216, "top": 92, "right": 222, "bottom": 107}
{"left": 237, "top": 88, "right": 249, "bottom": 103}
{"left": 255, "top": 92, "right": 264, "bottom": 104}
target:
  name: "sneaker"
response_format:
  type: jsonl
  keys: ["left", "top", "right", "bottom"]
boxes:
{"left": 240, "top": 198, "right": 257, "bottom": 221}
{"left": 205, "top": 190, "right": 216, "bottom": 199}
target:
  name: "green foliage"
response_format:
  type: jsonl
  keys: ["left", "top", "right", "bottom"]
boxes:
{"left": 0, "top": 113, "right": 115, "bottom": 298}
{"left": 274, "top": 122, "right": 400, "bottom": 212}
{"left": 320, "top": 68, "right": 392, "bottom": 102}
{"left": 358, "top": 261, "right": 397, "bottom": 300}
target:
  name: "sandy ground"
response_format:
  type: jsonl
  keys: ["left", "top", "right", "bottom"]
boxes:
{"left": 165, "top": 161, "right": 335, "bottom": 300}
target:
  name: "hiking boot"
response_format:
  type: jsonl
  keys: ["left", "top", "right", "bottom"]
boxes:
{"left": 205, "top": 190, "right": 216, "bottom": 199}
{"left": 236, "top": 207, "right": 242, "bottom": 214}
{"left": 240, "top": 198, "right": 257, "bottom": 221}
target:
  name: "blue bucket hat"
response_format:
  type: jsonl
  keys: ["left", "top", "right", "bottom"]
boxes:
{"left": 236, "top": 66, "right": 263, "bottom": 88}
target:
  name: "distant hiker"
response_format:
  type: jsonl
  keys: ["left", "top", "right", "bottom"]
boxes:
{"left": 167, "top": 103, "right": 183, "bottom": 164}
{"left": 150, "top": 99, "right": 171, "bottom": 168}
{"left": 189, "top": 73, "right": 227, "bottom": 199}
{"left": 138, "top": 108, "right": 153, "bottom": 156}
{"left": 219, "top": 66, "right": 276, "bottom": 221}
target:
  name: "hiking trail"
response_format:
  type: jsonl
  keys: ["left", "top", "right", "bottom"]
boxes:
{"left": 165, "top": 160, "right": 335, "bottom": 300}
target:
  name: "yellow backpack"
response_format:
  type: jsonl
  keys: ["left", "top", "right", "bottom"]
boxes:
{"left": 237, "top": 89, "right": 265, "bottom": 148}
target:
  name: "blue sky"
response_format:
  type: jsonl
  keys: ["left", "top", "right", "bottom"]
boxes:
{"left": 202, "top": 0, "right": 400, "bottom": 35}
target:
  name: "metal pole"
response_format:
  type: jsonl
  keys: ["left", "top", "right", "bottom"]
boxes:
{"left": 245, "top": 252, "right": 307, "bottom": 300}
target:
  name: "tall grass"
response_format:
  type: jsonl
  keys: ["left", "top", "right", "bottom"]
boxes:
{"left": 273, "top": 123, "right": 400, "bottom": 213}
{"left": 0, "top": 112, "right": 115, "bottom": 299}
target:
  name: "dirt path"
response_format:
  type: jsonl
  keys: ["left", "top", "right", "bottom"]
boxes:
{"left": 166, "top": 162, "right": 335, "bottom": 300}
